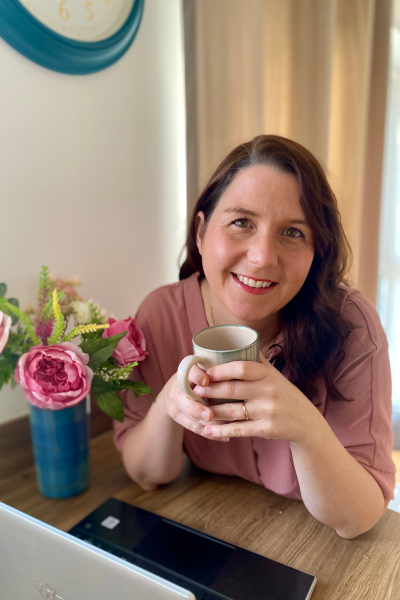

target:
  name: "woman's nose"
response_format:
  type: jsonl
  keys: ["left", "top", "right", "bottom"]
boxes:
{"left": 247, "top": 232, "right": 279, "bottom": 268}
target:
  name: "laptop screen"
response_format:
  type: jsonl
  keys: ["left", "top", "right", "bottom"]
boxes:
{"left": 0, "top": 502, "right": 195, "bottom": 600}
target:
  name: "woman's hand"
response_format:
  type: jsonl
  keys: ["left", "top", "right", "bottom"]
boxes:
{"left": 195, "top": 353, "right": 321, "bottom": 442}
{"left": 159, "top": 366, "right": 231, "bottom": 442}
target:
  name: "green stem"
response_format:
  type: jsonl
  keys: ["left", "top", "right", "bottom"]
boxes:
{"left": 48, "top": 290, "right": 64, "bottom": 344}
{"left": 40, "top": 291, "right": 64, "bottom": 321}
{"left": 0, "top": 298, "right": 40, "bottom": 345}
{"left": 62, "top": 323, "right": 110, "bottom": 343}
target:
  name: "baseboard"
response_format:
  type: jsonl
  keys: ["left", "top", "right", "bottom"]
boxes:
{"left": 0, "top": 408, "right": 29, "bottom": 427}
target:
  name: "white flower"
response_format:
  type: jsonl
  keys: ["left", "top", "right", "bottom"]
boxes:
{"left": 71, "top": 300, "right": 90, "bottom": 325}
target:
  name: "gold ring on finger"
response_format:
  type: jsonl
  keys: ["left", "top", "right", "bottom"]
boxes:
{"left": 242, "top": 401, "right": 249, "bottom": 421}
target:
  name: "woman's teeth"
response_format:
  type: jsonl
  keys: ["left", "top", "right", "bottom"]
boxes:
{"left": 236, "top": 274, "right": 274, "bottom": 288}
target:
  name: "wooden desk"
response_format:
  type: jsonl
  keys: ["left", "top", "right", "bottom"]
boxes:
{"left": 1, "top": 426, "right": 400, "bottom": 600}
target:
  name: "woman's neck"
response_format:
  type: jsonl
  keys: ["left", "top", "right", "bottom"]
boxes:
{"left": 200, "top": 278, "right": 281, "bottom": 348}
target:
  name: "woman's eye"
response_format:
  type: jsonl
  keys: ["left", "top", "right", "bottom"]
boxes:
{"left": 283, "top": 227, "right": 304, "bottom": 238}
{"left": 232, "top": 218, "right": 251, "bottom": 228}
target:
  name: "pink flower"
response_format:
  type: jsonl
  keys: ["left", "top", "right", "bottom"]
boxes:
{"left": 15, "top": 343, "right": 93, "bottom": 410}
{"left": 102, "top": 317, "right": 147, "bottom": 366}
{"left": 0, "top": 311, "right": 12, "bottom": 354}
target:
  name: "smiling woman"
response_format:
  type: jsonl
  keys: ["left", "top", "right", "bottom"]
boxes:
{"left": 182, "top": 136, "right": 353, "bottom": 402}
{"left": 115, "top": 135, "right": 395, "bottom": 540}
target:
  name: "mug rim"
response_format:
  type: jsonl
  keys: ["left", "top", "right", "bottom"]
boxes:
{"left": 193, "top": 324, "right": 259, "bottom": 353}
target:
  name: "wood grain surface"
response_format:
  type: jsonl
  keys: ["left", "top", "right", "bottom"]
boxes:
{"left": 1, "top": 428, "right": 400, "bottom": 599}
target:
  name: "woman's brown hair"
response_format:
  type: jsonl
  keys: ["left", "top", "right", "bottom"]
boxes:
{"left": 179, "top": 134, "right": 354, "bottom": 402}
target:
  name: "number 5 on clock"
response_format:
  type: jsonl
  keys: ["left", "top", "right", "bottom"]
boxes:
{"left": 86, "top": 1, "right": 94, "bottom": 21}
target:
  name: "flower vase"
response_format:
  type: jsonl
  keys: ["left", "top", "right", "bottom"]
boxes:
{"left": 28, "top": 397, "right": 90, "bottom": 499}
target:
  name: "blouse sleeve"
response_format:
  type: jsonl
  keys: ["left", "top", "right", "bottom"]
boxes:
{"left": 323, "top": 291, "right": 396, "bottom": 501}
{"left": 113, "top": 298, "right": 166, "bottom": 453}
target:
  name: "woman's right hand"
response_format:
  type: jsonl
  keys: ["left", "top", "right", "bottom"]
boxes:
{"left": 158, "top": 366, "right": 230, "bottom": 442}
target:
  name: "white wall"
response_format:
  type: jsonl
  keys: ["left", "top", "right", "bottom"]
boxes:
{"left": 0, "top": 0, "right": 186, "bottom": 424}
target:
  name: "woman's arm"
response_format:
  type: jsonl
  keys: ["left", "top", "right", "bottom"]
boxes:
{"left": 289, "top": 413, "right": 386, "bottom": 538}
{"left": 120, "top": 368, "right": 221, "bottom": 490}
{"left": 121, "top": 387, "right": 185, "bottom": 491}
{"left": 194, "top": 357, "right": 388, "bottom": 538}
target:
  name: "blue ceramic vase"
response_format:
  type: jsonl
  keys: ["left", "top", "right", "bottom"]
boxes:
{"left": 28, "top": 398, "right": 90, "bottom": 499}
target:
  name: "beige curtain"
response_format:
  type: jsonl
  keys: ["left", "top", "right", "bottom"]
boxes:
{"left": 185, "top": 0, "right": 392, "bottom": 305}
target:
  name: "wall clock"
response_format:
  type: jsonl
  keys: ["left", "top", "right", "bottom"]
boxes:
{"left": 0, "top": 0, "right": 144, "bottom": 74}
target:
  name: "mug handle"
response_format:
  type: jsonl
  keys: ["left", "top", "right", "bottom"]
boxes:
{"left": 177, "top": 355, "right": 214, "bottom": 404}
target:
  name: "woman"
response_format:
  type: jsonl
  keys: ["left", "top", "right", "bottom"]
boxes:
{"left": 115, "top": 135, "right": 395, "bottom": 539}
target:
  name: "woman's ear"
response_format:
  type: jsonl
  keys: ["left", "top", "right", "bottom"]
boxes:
{"left": 195, "top": 211, "right": 205, "bottom": 256}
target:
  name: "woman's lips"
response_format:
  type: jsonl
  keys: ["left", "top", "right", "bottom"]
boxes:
{"left": 231, "top": 273, "right": 278, "bottom": 295}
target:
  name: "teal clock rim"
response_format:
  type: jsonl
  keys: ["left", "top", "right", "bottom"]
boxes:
{"left": 0, "top": 0, "right": 144, "bottom": 74}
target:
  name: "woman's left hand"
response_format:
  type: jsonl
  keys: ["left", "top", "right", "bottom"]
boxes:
{"left": 195, "top": 353, "right": 322, "bottom": 442}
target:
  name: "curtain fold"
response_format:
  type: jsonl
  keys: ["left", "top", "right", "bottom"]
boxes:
{"left": 187, "top": 0, "right": 392, "bottom": 304}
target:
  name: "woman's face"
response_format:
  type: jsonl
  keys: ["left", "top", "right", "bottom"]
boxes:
{"left": 196, "top": 165, "right": 315, "bottom": 328}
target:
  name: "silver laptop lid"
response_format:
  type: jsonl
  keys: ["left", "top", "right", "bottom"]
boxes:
{"left": 0, "top": 502, "right": 195, "bottom": 600}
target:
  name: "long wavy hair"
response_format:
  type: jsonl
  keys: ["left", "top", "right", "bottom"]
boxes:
{"left": 179, "top": 135, "right": 355, "bottom": 402}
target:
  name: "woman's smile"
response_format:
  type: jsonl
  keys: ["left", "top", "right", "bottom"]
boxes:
{"left": 231, "top": 273, "right": 278, "bottom": 295}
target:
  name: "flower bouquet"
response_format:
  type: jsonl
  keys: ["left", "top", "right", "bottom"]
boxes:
{"left": 0, "top": 266, "right": 153, "bottom": 498}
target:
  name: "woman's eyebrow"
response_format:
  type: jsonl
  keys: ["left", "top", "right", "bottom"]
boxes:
{"left": 287, "top": 219, "right": 310, "bottom": 227}
{"left": 288, "top": 219, "right": 311, "bottom": 229}
{"left": 223, "top": 208, "right": 310, "bottom": 228}
{"left": 223, "top": 207, "right": 258, "bottom": 216}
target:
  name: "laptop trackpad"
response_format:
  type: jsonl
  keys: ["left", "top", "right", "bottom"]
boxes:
{"left": 132, "top": 519, "right": 235, "bottom": 587}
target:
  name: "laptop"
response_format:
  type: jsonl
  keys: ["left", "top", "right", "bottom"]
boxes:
{"left": 68, "top": 497, "right": 317, "bottom": 599}
{"left": 0, "top": 501, "right": 195, "bottom": 600}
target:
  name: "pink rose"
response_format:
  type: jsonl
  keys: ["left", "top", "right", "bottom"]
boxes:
{"left": 0, "top": 311, "right": 12, "bottom": 354}
{"left": 15, "top": 343, "right": 93, "bottom": 410}
{"left": 102, "top": 317, "right": 147, "bottom": 366}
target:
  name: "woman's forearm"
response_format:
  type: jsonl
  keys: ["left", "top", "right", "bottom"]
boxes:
{"left": 290, "top": 412, "right": 386, "bottom": 538}
{"left": 121, "top": 393, "right": 184, "bottom": 490}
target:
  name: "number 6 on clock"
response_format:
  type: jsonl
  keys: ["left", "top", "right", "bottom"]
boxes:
{"left": 58, "top": 1, "right": 69, "bottom": 21}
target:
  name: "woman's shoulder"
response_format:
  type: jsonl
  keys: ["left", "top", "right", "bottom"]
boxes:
{"left": 135, "top": 272, "right": 204, "bottom": 334}
{"left": 138, "top": 273, "right": 200, "bottom": 312}
{"left": 337, "top": 284, "right": 387, "bottom": 354}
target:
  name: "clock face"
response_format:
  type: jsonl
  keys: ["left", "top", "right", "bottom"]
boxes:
{"left": 18, "top": 0, "right": 135, "bottom": 41}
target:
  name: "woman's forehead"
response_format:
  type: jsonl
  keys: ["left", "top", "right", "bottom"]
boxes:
{"left": 216, "top": 165, "right": 304, "bottom": 218}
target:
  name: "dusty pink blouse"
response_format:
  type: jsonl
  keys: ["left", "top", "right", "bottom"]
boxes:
{"left": 114, "top": 273, "right": 396, "bottom": 501}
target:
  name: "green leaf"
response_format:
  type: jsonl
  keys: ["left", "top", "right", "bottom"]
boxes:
{"left": 6, "top": 298, "right": 19, "bottom": 326}
{"left": 0, "top": 369, "right": 12, "bottom": 390}
{"left": 94, "top": 391, "right": 124, "bottom": 422}
{"left": 117, "top": 380, "right": 155, "bottom": 399}
{"left": 7, "top": 298, "right": 19, "bottom": 308}
{"left": 80, "top": 332, "right": 125, "bottom": 356}
{"left": 80, "top": 332, "right": 127, "bottom": 370}
{"left": 90, "top": 374, "right": 117, "bottom": 395}
{"left": 0, "top": 353, "right": 15, "bottom": 389}
{"left": 0, "top": 284, "right": 6, "bottom": 297}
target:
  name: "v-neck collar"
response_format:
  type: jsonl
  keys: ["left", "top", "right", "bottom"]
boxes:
{"left": 183, "top": 272, "right": 284, "bottom": 357}
{"left": 183, "top": 272, "right": 209, "bottom": 337}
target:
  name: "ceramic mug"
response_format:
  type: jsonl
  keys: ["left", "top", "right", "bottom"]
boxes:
{"left": 177, "top": 324, "right": 259, "bottom": 405}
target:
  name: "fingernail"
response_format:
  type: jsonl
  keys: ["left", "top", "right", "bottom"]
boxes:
{"left": 201, "top": 410, "right": 210, "bottom": 421}
{"left": 206, "top": 369, "right": 213, "bottom": 380}
{"left": 199, "top": 375, "right": 207, "bottom": 386}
